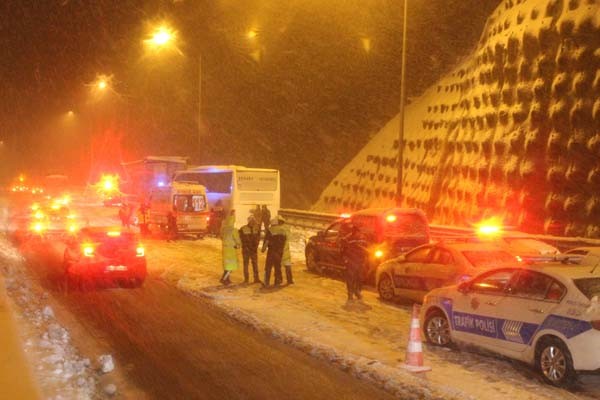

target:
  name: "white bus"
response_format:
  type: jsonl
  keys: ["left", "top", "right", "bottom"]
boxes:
{"left": 173, "top": 165, "right": 280, "bottom": 227}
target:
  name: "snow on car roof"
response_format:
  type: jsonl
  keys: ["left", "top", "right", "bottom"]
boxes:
{"left": 351, "top": 207, "right": 426, "bottom": 217}
{"left": 442, "top": 241, "right": 513, "bottom": 252}
{"left": 525, "top": 263, "right": 600, "bottom": 279}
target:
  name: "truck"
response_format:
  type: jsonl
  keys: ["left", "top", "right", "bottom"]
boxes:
{"left": 121, "top": 156, "right": 189, "bottom": 201}
{"left": 145, "top": 181, "right": 210, "bottom": 238}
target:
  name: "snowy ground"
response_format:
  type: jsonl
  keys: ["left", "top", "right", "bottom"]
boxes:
{"left": 141, "top": 226, "right": 600, "bottom": 400}
{"left": 0, "top": 237, "right": 97, "bottom": 400}
{"left": 7, "top": 200, "right": 600, "bottom": 399}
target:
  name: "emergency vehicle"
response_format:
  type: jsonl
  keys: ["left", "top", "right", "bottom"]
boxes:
{"left": 421, "top": 262, "right": 600, "bottom": 386}
{"left": 146, "top": 181, "right": 209, "bottom": 238}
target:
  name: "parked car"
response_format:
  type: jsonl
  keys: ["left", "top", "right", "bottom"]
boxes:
{"left": 63, "top": 226, "right": 147, "bottom": 289}
{"left": 305, "top": 208, "right": 430, "bottom": 282}
{"left": 565, "top": 247, "right": 600, "bottom": 266}
{"left": 421, "top": 263, "right": 600, "bottom": 387}
{"left": 376, "top": 241, "right": 517, "bottom": 303}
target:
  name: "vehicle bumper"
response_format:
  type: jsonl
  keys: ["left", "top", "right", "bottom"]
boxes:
{"left": 67, "top": 258, "right": 147, "bottom": 281}
{"left": 568, "top": 329, "right": 600, "bottom": 371}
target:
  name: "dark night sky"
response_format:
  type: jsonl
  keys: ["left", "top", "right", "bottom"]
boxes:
{"left": 0, "top": 0, "right": 500, "bottom": 207}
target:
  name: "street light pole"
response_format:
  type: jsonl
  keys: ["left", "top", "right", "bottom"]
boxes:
{"left": 396, "top": 0, "right": 408, "bottom": 207}
{"left": 198, "top": 54, "right": 203, "bottom": 146}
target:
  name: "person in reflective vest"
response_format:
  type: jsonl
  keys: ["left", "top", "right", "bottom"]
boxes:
{"left": 239, "top": 215, "right": 261, "bottom": 284}
{"left": 261, "top": 217, "right": 285, "bottom": 287}
{"left": 220, "top": 210, "right": 241, "bottom": 285}
{"left": 278, "top": 216, "right": 293, "bottom": 285}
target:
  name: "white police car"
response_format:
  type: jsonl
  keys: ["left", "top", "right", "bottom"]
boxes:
{"left": 420, "top": 263, "right": 600, "bottom": 386}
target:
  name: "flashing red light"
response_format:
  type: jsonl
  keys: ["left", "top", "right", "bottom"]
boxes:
{"left": 475, "top": 217, "right": 503, "bottom": 236}
{"left": 386, "top": 214, "right": 397, "bottom": 223}
{"left": 374, "top": 249, "right": 384, "bottom": 259}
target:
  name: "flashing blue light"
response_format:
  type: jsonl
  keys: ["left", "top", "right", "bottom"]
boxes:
{"left": 157, "top": 181, "right": 165, "bottom": 187}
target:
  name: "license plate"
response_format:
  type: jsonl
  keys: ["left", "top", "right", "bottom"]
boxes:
{"left": 105, "top": 265, "right": 128, "bottom": 272}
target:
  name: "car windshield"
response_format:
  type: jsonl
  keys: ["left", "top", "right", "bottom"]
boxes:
{"left": 573, "top": 278, "right": 600, "bottom": 300}
{"left": 462, "top": 250, "right": 517, "bottom": 268}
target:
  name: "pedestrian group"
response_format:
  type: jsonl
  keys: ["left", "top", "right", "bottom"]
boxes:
{"left": 219, "top": 205, "right": 294, "bottom": 288}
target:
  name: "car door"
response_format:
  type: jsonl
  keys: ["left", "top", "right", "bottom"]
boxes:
{"left": 319, "top": 221, "right": 347, "bottom": 269}
{"left": 489, "top": 269, "right": 565, "bottom": 353}
{"left": 419, "top": 247, "right": 457, "bottom": 292}
{"left": 451, "top": 269, "right": 517, "bottom": 351}
{"left": 391, "top": 245, "right": 432, "bottom": 302}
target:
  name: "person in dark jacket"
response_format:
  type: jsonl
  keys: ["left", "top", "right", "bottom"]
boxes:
{"left": 261, "top": 217, "right": 285, "bottom": 287}
{"left": 340, "top": 224, "right": 368, "bottom": 301}
{"left": 239, "top": 215, "right": 261, "bottom": 283}
{"left": 260, "top": 205, "right": 271, "bottom": 237}
{"left": 166, "top": 209, "right": 178, "bottom": 242}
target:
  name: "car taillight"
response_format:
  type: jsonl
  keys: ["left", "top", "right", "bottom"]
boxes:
{"left": 591, "top": 320, "right": 600, "bottom": 331}
{"left": 386, "top": 214, "right": 397, "bottom": 223}
{"left": 516, "top": 255, "right": 523, "bottom": 262}
{"left": 83, "top": 245, "right": 94, "bottom": 257}
{"left": 136, "top": 246, "right": 145, "bottom": 257}
{"left": 107, "top": 231, "right": 121, "bottom": 237}
{"left": 374, "top": 249, "right": 384, "bottom": 259}
{"left": 206, "top": 216, "right": 210, "bottom": 221}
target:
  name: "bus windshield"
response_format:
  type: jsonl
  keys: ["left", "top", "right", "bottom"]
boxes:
{"left": 176, "top": 172, "right": 233, "bottom": 193}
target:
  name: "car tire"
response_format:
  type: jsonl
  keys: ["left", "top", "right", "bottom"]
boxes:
{"left": 305, "top": 247, "right": 321, "bottom": 274}
{"left": 535, "top": 337, "right": 576, "bottom": 387}
{"left": 424, "top": 309, "right": 452, "bottom": 347}
{"left": 377, "top": 273, "right": 395, "bottom": 301}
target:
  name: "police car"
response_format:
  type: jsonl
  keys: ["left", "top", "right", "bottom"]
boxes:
{"left": 420, "top": 262, "right": 600, "bottom": 386}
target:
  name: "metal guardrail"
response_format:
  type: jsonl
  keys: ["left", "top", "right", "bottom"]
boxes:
{"left": 278, "top": 208, "right": 600, "bottom": 252}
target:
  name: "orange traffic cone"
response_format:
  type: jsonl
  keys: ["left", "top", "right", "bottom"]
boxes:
{"left": 401, "top": 303, "right": 431, "bottom": 373}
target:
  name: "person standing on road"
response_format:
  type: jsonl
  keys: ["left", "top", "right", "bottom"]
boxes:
{"left": 260, "top": 205, "right": 271, "bottom": 237}
{"left": 239, "top": 215, "right": 261, "bottom": 284}
{"left": 220, "top": 210, "right": 241, "bottom": 285}
{"left": 119, "top": 202, "right": 131, "bottom": 228}
{"left": 253, "top": 205, "right": 262, "bottom": 231}
{"left": 340, "top": 224, "right": 367, "bottom": 301}
{"left": 166, "top": 208, "right": 178, "bottom": 242}
{"left": 278, "top": 216, "right": 294, "bottom": 285}
{"left": 261, "top": 217, "right": 285, "bottom": 287}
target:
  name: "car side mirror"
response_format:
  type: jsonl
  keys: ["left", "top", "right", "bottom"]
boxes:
{"left": 457, "top": 281, "right": 470, "bottom": 294}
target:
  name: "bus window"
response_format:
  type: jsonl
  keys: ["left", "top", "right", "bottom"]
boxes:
{"left": 192, "top": 195, "right": 206, "bottom": 211}
{"left": 174, "top": 195, "right": 207, "bottom": 212}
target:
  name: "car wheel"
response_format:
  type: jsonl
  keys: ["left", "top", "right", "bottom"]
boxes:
{"left": 536, "top": 337, "right": 576, "bottom": 387}
{"left": 305, "top": 248, "right": 321, "bottom": 274}
{"left": 377, "top": 273, "right": 395, "bottom": 301}
{"left": 424, "top": 310, "right": 452, "bottom": 346}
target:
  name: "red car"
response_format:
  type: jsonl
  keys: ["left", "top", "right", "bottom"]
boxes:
{"left": 63, "top": 226, "right": 147, "bottom": 289}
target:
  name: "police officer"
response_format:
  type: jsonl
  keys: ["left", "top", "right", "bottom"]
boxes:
{"left": 278, "top": 216, "right": 293, "bottom": 285}
{"left": 261, "top": 217, "right": 285, "bottom": 287}
{"left": 340, "top": 224, "right": 368, "bottom": 301}
{"left": 260, "top": 205, "right": 271, "bottom": 236}
{"left": 239, "top": 215, "right": 261, "bottom": 283}
{"left": 220, "top": 210, "right": 241, "bottom": 285}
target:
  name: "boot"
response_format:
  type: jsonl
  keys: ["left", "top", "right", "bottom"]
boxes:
{"left": 285, "top": 265, "right": 294, "bottom": 285}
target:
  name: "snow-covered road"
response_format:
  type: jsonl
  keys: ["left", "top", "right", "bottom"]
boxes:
{"left": 6, "top": 201, "right": 600, "bottom": 399}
